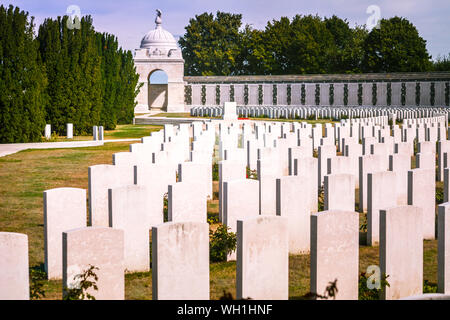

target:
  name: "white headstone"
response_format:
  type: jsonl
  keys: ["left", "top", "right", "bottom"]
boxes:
{"left": 152, "top": 222, "right": 209, "bottom": 300}
{"left": 310, "top": 210, "right": 359, "bottom": 300}
{"left": 324, "top": 174, "right": 355, "bottom": 212}
{"left": 276, "top": 175, "right": 311, "bottom": 253}
{"left": 407, "top": 168, "right": 436, "bottom": 239}
{"left": 236, "top": 216, "right": 288, "bottom": 300}
{"left": 367, "top": 171, "right": 396, "bottom": 245}
{"left": 88, "top": 164, "right": 134, "bottom": 227}
{"left": 380, "top": 206, "right": 423, "bottom": 300}
{"left": 0, "top": 232, "right": 29, "bottom": 300}
{"left": 178, "top": 162, "right": 209, "bottom": 200}
{"left": 293, "top": 156, "right": 318, "bottom": 213}
{"left": 168, "top": 181, "right": 207, "bottom": 223}
{"left": 44, "top": 187, "right": 87, "bottom": 279}
{"left": 318, "top": 145, "right": 336, "bottom": 187}
{"left": 359, "top": 154, "right": 385, "bottom": 212}
{"left": 109, "top": 185, "right": 153, "bottom": 272}
{"left": 222, "top": 102, "right": 238, "bottom": 121}
{"left": 63, "top": 227, "right": 124, "bottom": 300}
{"left": 223, "top": 179, "right": 259, "bottom": 260}
{"left": 134, "top": 163, "right": 176, "bottom": 218}
{"left": 219, "top": 160, "right": 247, "bottom": 222}
{"left": 438, "top": 202, "right": 450, "bottom": 294}
{"left": 389, "top": 153, "right": 410, "bottom": 205}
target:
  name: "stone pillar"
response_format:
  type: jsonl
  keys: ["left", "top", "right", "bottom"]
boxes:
{"left": 98, "top": 126, "right": 104, "bottom": 140}
{"left": 93, "top": 126, "right": 98, "bottom": 141}
{"left": 45, "top": 124, "right": 51, "bottom": 139}
{"left": 67, "top": 123, "right": 73, "bottom": 139}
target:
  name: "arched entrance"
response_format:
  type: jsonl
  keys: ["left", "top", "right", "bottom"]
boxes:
{"left": 148, "top": 69, "right": 168, "bottom": 111}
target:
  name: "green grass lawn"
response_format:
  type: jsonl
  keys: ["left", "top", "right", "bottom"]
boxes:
{"left": 104, "top": 124, "right": 163, "bottom": 139}
{"left": 0, "top": 139, "right": 440, "bottom": 300}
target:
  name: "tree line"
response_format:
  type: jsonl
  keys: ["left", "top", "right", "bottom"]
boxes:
{"left": 179, "top": 12, "right": 449, "bottom": 76}
{"left": 0, "top": 5, "right": 139, "bottom": 143}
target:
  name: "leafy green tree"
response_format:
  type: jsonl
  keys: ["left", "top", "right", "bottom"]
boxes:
{"left": 325, "top": 16, "right": 367, "bottom": 73}
{"left": 261, "top": 14, "right": 336, "bottom": 74}
{"left": 432, "top": 54, "right": 450, "bottom": 71}
{"left": 179, "top": 11, "right": 243, "bottom": 76}
{"left": 237, "top": 25, "right": 268, "bottom": 75}
{"left": 180, "top": 12, "right": 434, "bottom": 76}
{"left": 362, "top": 17, "right": 432, "bottom": 72}
{"left": 0, "top": 5, "right": 47, "bottom": 143}
{"left": 345, "top": 26, "right": 369, "bottom": 73}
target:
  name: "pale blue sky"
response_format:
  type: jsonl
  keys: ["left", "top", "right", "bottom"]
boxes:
{"left": 3, "top": 0, "right": 449, "bottom": 61}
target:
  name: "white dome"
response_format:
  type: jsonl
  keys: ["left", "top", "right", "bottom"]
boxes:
{"left": 140, "top": 26, "right": 177, "bottom": 49}
{"left": 140, "top": 10, "right": 177, "bottom": 49}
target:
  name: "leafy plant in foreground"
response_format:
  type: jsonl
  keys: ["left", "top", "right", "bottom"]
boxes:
{"left": 210, "top": 224, "right": 237, "bottom": 263}
{"left": 63, "top": 265, "right": 99, "bottom": 300}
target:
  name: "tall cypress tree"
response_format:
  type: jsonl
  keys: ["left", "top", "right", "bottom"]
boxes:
{"left": 96, "top": 33, "right": 139, "bottom": 129}
{"left": 0, "top": 5, "right": 47, "bottom": 143}
{"left": 38, "top": 15, "right": 102, "bottom": 135}
{"left": 117, "top": 49, "right": 140, "bottom": 124}
{"left": 2, "top": 7, "right": 140, "bottom": 140}
{"left": 97, "top": 32, "right": 120, "bottom": 129}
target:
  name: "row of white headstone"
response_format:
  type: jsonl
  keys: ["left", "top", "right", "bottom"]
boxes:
{"left": 1, "top": 113, "right": 450, "bottom": 300}
{"left": 191, "top": 105, "right": 450, "bottom": 122}
{"left": 43, "top": 124, "right": 104, "bottom": 140}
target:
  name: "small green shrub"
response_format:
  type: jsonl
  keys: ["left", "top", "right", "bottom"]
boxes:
{"left": 41, "top": 132, "right": 60, "bottom": 142}
{"left": 29, "top": 268, "right": 47, "bottom": 300}
{"left": 318, "top": 186, "right": 324, "bottom": 211}
{"left": 436, "top": 186, "right": 444, "bottom": 205}
{"left": 163, "top": 192, "right": 168, "bottom": 222}
{"left": 313, "top": 149, "right": 318, "bottom": 158}
{"left": 210, "top": 224, "right": 237, "bottom": 263}
{"left": 360, "top": 213, "right": 368, "bottom": 232}
{"left": 212, "top": 163, "right": 219, "bottom": 181}
{"left": 207, "top": 212, "right": 219, "bottom": 224}
{"left": 63, "top": 265, "right": 99, "bottom": 300}
{"left": 246, "top": 166, "right": 258, "bottom": 180}
{"left": 359, "top": 271, "right": 390, "bottom": 300}
{"left": 423, "top": 280, "right": 438, "bottom": 293}
{"left": 301, "top": 279, "right": 338, "bottom": 300}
